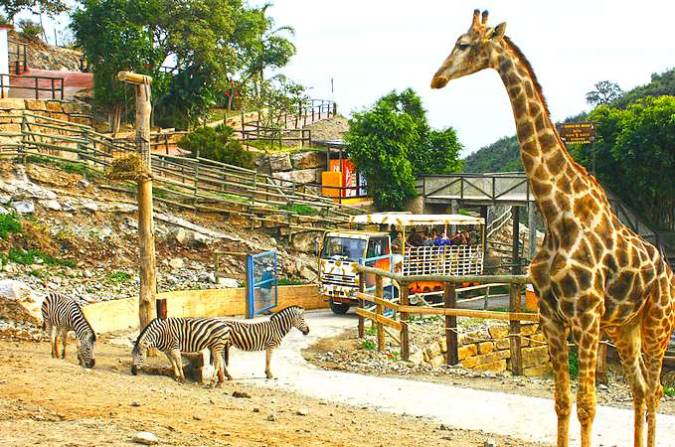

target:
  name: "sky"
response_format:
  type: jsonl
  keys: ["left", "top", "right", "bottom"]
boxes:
{"left": 28, "top": 0, "right": 675, "bottom": 157}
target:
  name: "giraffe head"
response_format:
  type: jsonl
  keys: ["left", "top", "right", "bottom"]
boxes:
{"left": 431, "top": 9, "right": 506, "bottom": 89}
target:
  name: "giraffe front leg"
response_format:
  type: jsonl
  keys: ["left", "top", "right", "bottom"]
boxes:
{"left": 607, "top": 323, "right": 647, "bottom": 447}
{"left": 541, "top": 319, "right": 571, "bottom": 447}
{"left": 572, "top": 316, "right": 601, "bottom": 447}
{"left": 265, "top": 348, "right": 274, "bottom": 379}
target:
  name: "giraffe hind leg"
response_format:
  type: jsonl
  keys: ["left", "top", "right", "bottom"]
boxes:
{"left": 607, "top": 321, "right": 647, "bottom": 447}
{"left": 571, "top": 315, "right": 601, "bottom": 447}
{"left": 541, "top": 319, "right": 572, "bottom": 447}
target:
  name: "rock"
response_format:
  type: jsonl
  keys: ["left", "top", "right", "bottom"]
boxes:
{"left": 0, "top": 280, "right": 43, "bottom": 326}
{"left": 483, "top": 439, "right": 497, "bottom": 447}
{"left": 290, "top": 151, "right": 326, "bottom": 169}
{"left": 267, "top": 153, "right": 292, "bottom": 172}
{"left": 0, "top": 98, "right": 27, "bottom": 110}
{"left": 130, "top": 400, "right": 141, "bottom": 407}
{"left": 0, "top": 193, "right": 11, "bottom": 205}
{"left": 0, "top": 206, "right": 8, "bottom": 215}
{"left": 217, "top": 277, "right": 239, "bottom": 288}
{"left": 39, "top": 199, "right": 61, "bottom": 211}
{"left": 174, "top": 228, "right": 191, "bottom": 246}
{"left": 79, "top": 178, "right": 90, "bottom": 188}
{"left": 266, "top": 413, "right": 277, "bottom": 422}
{"left": 82, "top": 200, "right": 98, "bottom": 212}
{"left": 295, "top": 408, "right": 309, "bottom": 416}
{"left": 132, "top": 431, "right": 158, "bottom": 445}
{"left": 193, "top": 414, "right": 202, "bottom": 421}
{"left": 61, "top": 200, "right": 76, "bottom": 212}
{"left": 272, "top": 168, "right": 321, "bottom": 186}
{"left": 292, "top": 233, "right": 319, "bottom": 254}
{"left": 192, "top": 232, "right": 212, "bottom": 246}
{"left": 232, "top": 391, "right": 251, "bottom": 399}
{"left": 198, "top": 272, "right": 216, "bottom": 284}
{"left": 169, "top": 258, "right": 184, "bottom": 270}
{"left": 12, "top": 200, "right": 34, "bottom": 214}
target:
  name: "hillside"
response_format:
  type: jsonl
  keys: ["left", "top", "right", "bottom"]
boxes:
{"left": 463, "top": 67, "right": 675, "bottom": 173}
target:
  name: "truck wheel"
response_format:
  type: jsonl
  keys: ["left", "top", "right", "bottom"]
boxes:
{"left": 330, "top": 301, "right": 350, "bottom": 315}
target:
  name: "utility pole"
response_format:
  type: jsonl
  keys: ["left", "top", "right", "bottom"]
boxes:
{"left": 117, "top": 71, "right": 157, "bottom": 331}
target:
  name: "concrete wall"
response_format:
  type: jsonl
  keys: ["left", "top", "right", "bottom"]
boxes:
{"left": 82, "top": 284, "right": 327, "bottom": 334}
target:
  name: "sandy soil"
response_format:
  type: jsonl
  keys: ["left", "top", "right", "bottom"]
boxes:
{"left": 303, "top": 329, "right": 675, "bottom": 415}
{"left": 0, "top": 338, "right": 549, "bottom": 447}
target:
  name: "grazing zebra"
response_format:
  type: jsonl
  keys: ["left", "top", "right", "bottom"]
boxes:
{"left": 220, "top": 305, "right": 309, "bottom": 379}
{"left": 41, "top": 291, "right": 96, "bottom": 368}
{"left": 131, "top": 317, "right": 232, "bottom": 384}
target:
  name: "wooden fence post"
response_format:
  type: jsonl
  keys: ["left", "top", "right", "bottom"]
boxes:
{"left": 375, "top": 275, "right": 384, "bottom": 352}
{"left": 444, "top": 282, "right": 459, "bottom": 365}
{"left": 117, "top": 71, "right": 157, "bottom": 337}
{"left": 509, "top": 283, "right": 523, "bottom": 375}
{"left": 399, "top": 285, "right": 410, "bottom": 361}
{"left": 357, "top": 271, "right": 365, "bottom": 338}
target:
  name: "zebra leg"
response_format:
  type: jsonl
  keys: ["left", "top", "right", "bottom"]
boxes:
{"left": 212, "top": 349, "right": 226, "bottom": 387}
{"left": 48, "top": 324, "right": 57, "bottom": 358}
{"left": 165, "top": 351, "right": 180, "bottom": 380}
{"left": 60, "top": 328, "right": 68, "bottom": 359}
{"left": 171, "top": 349, "right": 185, "bottom": 382}
{"left": 265, "top": 348, "right": 274, "bottom": 379}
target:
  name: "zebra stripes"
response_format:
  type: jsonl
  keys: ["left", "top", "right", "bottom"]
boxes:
{"left": 131, "top": 317, "right": 232, "bottom": 384}
{"left": 220, "top": 305, "right": 309, "bottom": 379}
{"left": 41, "top": 291, "right": 96, "bottom": 368}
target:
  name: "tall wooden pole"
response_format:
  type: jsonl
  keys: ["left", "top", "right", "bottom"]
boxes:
{"left": 117, "top": 71, "right": 157, "bottom": 331}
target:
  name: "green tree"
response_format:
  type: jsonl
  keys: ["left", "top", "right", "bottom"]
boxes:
{"left": 345, "top": 89, "right": 463, "bottom": 210}
{"left": 71, "top": 0, "right": 293, "bottom": 130}
{"left": 586, "top": 80, "right": 623, "bottom": 106}
{"left": 570, "top": 96, "right": 675, "bottom": 229}
{"left": 177, "top": 124, "right": 255, "bottom": 169}
{"left": 1, "top": 0, "right": 67, "bottom": 21}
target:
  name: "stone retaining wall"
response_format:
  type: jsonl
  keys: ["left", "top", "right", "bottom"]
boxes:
{"left": 0, "top": 98, "right": 93, "bottom": 130}
{"left": 422, "top": 322, "right": 552, "bottom": 377}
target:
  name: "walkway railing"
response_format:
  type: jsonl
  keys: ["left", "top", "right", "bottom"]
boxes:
{"left": 354, "top": 264, "right": 534, "bottom": 375}
{"left": 0, "top": 74, "right": 65, "bottom": 99}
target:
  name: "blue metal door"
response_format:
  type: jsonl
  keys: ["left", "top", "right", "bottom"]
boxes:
{"left": 246, "top": 250, "right": 278, "bottom": 318}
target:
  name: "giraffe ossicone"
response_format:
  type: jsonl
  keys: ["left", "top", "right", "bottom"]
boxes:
{"left": 431, "top": 10, "right": 674, "bottom": 447}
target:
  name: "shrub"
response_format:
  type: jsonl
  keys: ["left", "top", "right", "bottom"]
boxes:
{"left": 361, "top": 339, "right": 376, "bottom": 350}
{"left": 8, "top": 248, "right": 75, "bottom": 268}
{"left": 18, "top": 19, "right": 44, "bottom": 42}
{"left": 0, "top": 213, "right": 21, "bottom": 239}
{"left": 178, "top": 124, "right": 255, "bottom": 169}
{"left": 108, "top": 271, "right": 131, "bottom": 283}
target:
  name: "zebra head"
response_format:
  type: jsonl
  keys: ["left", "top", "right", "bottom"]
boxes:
{"left": 77, "top": 331, "right": 96, "bottom": 369}
{"left": 272, "top": 306, "right": 309, "bottom": 335}
{"left": 131, "top": 321, "right": 155, "bottom": 375}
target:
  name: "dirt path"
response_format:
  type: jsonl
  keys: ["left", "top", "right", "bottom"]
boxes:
{"left": 0, "top": 339, "right": 545, "bottom": 447}
{"left": 227, "top": 311, "right": 675, "bottom": 447}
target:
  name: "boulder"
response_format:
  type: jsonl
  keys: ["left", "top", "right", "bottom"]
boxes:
{"left": 0, "top": 98, "right": 26, "bottom": 110}
{"left": 272, "top": 168, "right": 320, "bottom": 185}
{"left": 267, "top": 153, "right": 292, "bottom": 172}
{"left": 132, "top": 431, "right": 159, "bottom": 445}
{"left": 217, "top": 277, "right": 239, "bottom": 288}
{"left": 0, "top": 280, "right": 43, "bottom": 326}
{"left": 174, "top": 228, "right": 191, "bottom": 246}
{"left": 290, "top": 151, "right": 326, "bottom": 169}
{"left": 292, "top": 233, "right": 319, "bottom": 254}
{"left": 169, "top": 258, "right": 185, "bottom": 270}
{"left": 39, "top": 199, "right": 61, "bottom": 211}
{"left": 12, "top": 200, "right": 34, "bottom": 214}
{"left": 0, "top": 193, "right": 10, "bottom": 205}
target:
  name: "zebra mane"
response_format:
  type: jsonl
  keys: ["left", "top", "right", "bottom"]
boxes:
{"left": 270, "top": 305, "right": 304, "bottom": 320}
{"left": 133, "top": 318, "right": 159, "bottom": 351}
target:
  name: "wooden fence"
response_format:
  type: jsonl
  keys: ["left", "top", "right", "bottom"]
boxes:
{"left": 354, "top": 265, "right": 535, "bottom": 375}
{"left": 0, "top": 112, "right": 360, "bottom": 232}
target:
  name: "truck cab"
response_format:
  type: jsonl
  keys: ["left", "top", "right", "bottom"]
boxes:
{"left": 318, "top": 231, "right": 396, "bottom": 314}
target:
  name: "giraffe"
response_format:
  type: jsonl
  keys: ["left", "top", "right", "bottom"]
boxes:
{"left": 430, "top": 10, "right": 674, "bottom": 447}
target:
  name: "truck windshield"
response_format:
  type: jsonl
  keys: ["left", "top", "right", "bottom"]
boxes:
{"left": 321, "top": 237, "right": 367, "bottom": 262}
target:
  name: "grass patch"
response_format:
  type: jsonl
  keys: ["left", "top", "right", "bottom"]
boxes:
{"left": 26, "top": 154, "right": 102, "bottom": 179}
{"left": 6, "top": 248, "right": 75, "bottom": 268}
{"left": 108, "top": 271, "right": 132, "bottom": 283}
{"left": 361, "top": 339, "right": 376, "bottom": 350}
{"left": 29, "top": 269, "right": 49, "bottom": 280}
{"left": 0, "top": 213, "right": 22, "bottom": 239}
{"left": 278, "top": 278, "right": 305, "bottom": 286}
{"left": 364, "top": 326, "right": 376, "bottom": 336}
{"left": 664, "top": 387, "right": 675, "bottom": 398}
{"left": 568, "top": 347, "right": 579, "bottom": 380}
{"left": 282, "top": 203, "right": 319, "bottom": 216}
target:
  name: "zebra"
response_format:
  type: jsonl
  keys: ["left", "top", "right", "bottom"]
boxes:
{"left": 41, "top": 291, "right": 96, "bottom": 368}
{"left": 219, "top": 305, "right": 309, "bottom": 379}
{"left": 131, "top": 317, "right": 232, "bottom": 384}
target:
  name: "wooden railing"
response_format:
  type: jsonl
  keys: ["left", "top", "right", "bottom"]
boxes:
{"left": 0, "top": 112, "right": 360, "bottom": 232}
{"left": 8, "top": 40, "right": 28, "bottom": 74}
{"left": 0, "top": 74, "right": 65, "bottom": 99}
{"left": 355, "top": 264, "right": 534, "bottom": 375}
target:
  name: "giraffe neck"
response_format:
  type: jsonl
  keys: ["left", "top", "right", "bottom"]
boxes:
{"left": 492, "top": 40, "right": 597, "bottom": 227}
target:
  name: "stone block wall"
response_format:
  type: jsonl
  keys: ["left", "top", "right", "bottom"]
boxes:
{"left": 421, "top": 322, "right": 552, "bottom": 376}
{"left": 0, "top": 98, "right": 93, "bottom": 127}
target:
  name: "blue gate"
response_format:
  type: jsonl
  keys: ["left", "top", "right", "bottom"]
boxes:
{"left": 246, "top": 250, "right": 278, "bottom": 319}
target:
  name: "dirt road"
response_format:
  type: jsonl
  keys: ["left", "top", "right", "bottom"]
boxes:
{"left": 0, "top": 338, "right": 545, "bottom": 447}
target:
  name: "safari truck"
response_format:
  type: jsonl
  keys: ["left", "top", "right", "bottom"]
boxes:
{"left": 318, "top": 212, "right": 486, "bottom": 314}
